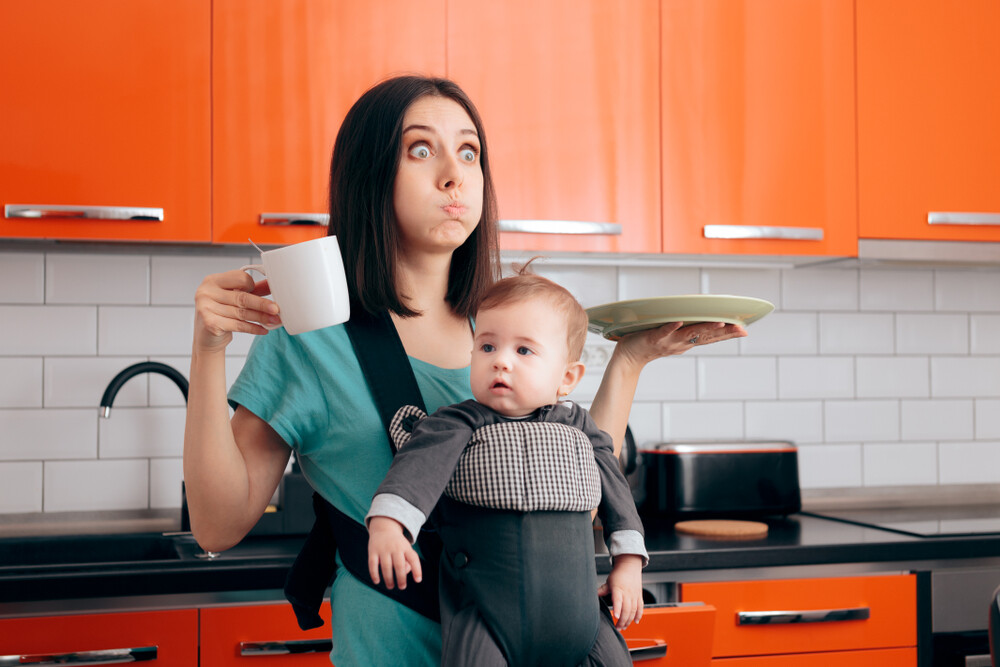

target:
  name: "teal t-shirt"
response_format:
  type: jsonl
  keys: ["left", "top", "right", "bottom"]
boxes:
{"left": 229, "top": 323, "right": 470, "bottom": 666}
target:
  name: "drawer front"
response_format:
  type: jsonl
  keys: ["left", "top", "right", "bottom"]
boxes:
{"left": 200, "top": 603, "right": 333, "bottom": 665}
{"left": 620, "top": 603, "right": 716, "bottom": 666}
{"left": 711, "top": 646, "right": 916, "bottom": 666}
{"left": 681, "top": 574, "right": 915, "bottom": 657}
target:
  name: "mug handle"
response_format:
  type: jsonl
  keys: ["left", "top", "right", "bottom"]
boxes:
{"left": 239, "top": 264, "right": 282, "bottom": 330}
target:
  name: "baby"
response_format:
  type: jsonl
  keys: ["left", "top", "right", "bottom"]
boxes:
{"left": 366, "top": 270, "right": 647, "bottom": 667}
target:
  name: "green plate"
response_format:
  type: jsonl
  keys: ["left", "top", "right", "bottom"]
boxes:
{"left": 586, "top": 295, "right": 775, "bottom": 340}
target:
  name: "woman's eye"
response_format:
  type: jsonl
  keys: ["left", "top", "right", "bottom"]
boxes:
{"left": 459, "top": 148, "right": 477, "bottom": 163}
{"left": 409, "top": 144, "right": 431, "bottom": 159}
{"left": 517, "top": 346, "right": 533, "bottom": 356}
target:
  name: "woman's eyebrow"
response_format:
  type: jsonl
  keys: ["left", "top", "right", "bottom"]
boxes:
{"left": 402, "top": 124, "right": 479, "bottom": 137}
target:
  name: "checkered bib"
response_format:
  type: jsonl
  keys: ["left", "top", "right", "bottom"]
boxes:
{"left": 390, "top": 405, "right": 602, "bottom": 512}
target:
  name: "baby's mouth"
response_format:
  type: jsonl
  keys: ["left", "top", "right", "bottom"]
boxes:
{"left": 491, "top": 379, "right": 511, "bottom": 391}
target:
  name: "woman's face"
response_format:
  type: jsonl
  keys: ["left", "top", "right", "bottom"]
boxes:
{"left": 393, "top": 95, "right": 484, "bottom": 256}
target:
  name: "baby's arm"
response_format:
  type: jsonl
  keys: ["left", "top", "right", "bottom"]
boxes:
{"left": 600, "top": 554, "right": 644, "bottom": 629}
{"left": 367, "top": 516, "right": 422, "bottom": 590}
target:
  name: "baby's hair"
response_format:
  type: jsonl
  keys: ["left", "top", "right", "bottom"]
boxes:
{"left": 478, "top": 259, "right": 589, "bottom": 362}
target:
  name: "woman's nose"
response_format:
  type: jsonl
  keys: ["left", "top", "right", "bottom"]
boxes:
{"left": 438, "top": 153, "right": 464, "bottom": 191}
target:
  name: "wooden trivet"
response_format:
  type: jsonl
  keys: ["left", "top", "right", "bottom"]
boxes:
{"left": 674, "top": 519, "right": 769, "bottom": 539}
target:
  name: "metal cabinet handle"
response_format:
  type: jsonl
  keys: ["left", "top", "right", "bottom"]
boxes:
{"left": 499, "top": 219, "right": 622, "bottom": 235}
{"left": 628, "top": 639, "right": 668, "bottom": 661}
{"left": 737, "top": 606, "right": 870, "bottom": 625}
{"left": 0, "top": 646, "right": 157, "bottom": 665}
{"left": 258, "top": 213, "right": 329, "bottom": 226}
{"left": 4, "top": 205, "right": 163, "bottom": 221}
{"left": 703, "top": 224, "right": 824, "bottom": 241}
{"left": 928, "top": 212, "right": 1000, "bottom": 226}
{"left": 239, "top": 639, "right": 332, "bottom": 656}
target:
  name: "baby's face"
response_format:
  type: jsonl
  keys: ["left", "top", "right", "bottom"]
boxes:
{"left": 471, "top": 298, "right": 576, "bottom": 418}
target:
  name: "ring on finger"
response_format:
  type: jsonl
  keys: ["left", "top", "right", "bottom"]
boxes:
{"left": 688, "top": 335, "right": 699, "bottom": 345}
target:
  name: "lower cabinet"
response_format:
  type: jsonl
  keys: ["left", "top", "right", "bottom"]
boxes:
{"left": 619, "top": 602, "right": 716, "bottom": 665}
{"left": 680, "top": 574, "right": 916, "bottom": 664}
{"left": 200, "top": 602, "right": 333, "bottom": 665}
{"left": 0, "top": 609, "right": 198, "bottom": 665}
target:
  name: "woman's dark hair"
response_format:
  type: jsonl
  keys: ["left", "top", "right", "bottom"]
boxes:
{"left": 328, "top": 75, "right": 500, "bottom": 318}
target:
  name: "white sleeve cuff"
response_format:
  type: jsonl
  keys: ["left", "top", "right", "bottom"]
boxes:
{"left": 365, "top": 493, "right": 427, "bottom": 544}
{"left": 608, "top": 529, "right": 649, "bottom": 567}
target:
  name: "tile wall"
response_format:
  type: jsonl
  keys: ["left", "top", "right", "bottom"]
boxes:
{"left": 2, "top": 245, "right": 1000, "bottom": 515}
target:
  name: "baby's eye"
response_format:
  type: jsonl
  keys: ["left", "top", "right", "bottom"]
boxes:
{"left": 516, "top": 346, "right": 533, "bottom": 356}
{"left": 459, "top": 147, "right": 477, "bottom": 163}
{"left": 409, "top": 144, "right": 431, "bottom": 159}
{"left": 480, "top": 343, "right": 495, "bottom": 353}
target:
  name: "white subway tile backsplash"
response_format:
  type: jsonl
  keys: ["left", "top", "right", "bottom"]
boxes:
{"left": 896, "top": 314, "right": 968, "bottom": 354}
{"left": 856, "top": 357, "right": 930, "bottom": 399}
{"left": 0, "top": 252, "right": 44, "bottom": 303}
{"left": 0, "top": 462, "right": 43, "bottom": 513}
{"left": 531, "top": 264, "right": 618, "bottom": 308}
{"left": 0, "top": 409, "right": 97, "bottom": 460}
{"left": 618, "top": 267, "right": 700, "bottom": 300}
{"left": 818, "top": 313, "right": 895, "bottom": 355}
{"left": 939, "top": 441, "right": 1000, "bottom": 485}
{"left": 701, "top": 268, "right": 781, "bottom": 305}
{"left": 935, "top": 270, "right": 1000, "bottom": 312}
{"left": 863, "top": 442, "right": 938, "bottom": 486}
{"left": 635, "top": 357, "right": 696, "bottom": 401}
{"left": 627, "top": 402, "right": 663, "bottom": 448}
{"left": 825, "top": 400, "right": 900, "bottom": 442}
{"left": 970, "top": 315, "right": 1000, "bottom": 354}
{"left": 745, "top": 400, "right": 824, "bottom": 443}
{"left": 151, "top": 255, "right": 254, "bottom": 305}
{"left": 797, "top": 443, "right": 863, "bottom": 489}
{"left": 739, "top": 312, "right": 818, "bottom": 356}
{"left": 98, "top": 306, "right": 195, "bottom": 356}
{"left": 46, "top": 254, "right": 149, "bottom": 305}
{"left": 781, "top": 269, "right": 858, "bottom": 311}
{"left": 859, "top": 270, "right": 934, "bottom": 312}
{"left": 662, "top": 401, "right": 743, "bottom": 441}
{"left": 150, "top": 457, "right": 184, "bottom": 509}
{"left": 0, "top": 358, "right": 43, "bottom": 407}
{"left": 931, "top": 357, "right": 1000, "bottom": 398}
{"left": 44, "top": 356, "right": 147, "bottom": 408}
{"left": 697, "top": 357, "right": 776, "bottom": 400}
{"left": 975, "top": 399, "right": 1000, "bottom": 439}
{"left": 778, "top": 357, "right": 854, "bottom": 399}
{"left": 0, "top": 306, "right": 97, "bottom": 355}
{"left": 900, "top": 399, "right": 974, "bottom": 441}
{"left": 99, "top": 408, "right": 186, "bottom": 459}
{"left": 44, "top": 459, "right": 149, "bottom": 512}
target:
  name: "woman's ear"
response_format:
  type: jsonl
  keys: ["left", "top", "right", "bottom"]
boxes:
{"left": 558, "top": 361, "right": 585, "bottom": 398}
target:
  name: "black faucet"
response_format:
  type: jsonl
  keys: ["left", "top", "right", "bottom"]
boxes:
{"left": 100, "top": 361, "right": 189, "bottom": 418}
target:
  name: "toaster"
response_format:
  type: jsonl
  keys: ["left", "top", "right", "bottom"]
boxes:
{"left": 639, "top": 441, "right": 801, "bottom": 520}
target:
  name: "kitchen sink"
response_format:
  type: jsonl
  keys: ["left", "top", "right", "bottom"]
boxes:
{"left": 0, "top": 533, "right": 181, "bottom": 567}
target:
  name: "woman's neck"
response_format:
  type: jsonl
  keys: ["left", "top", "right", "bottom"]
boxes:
{"left": 394, "top": 250, "right": 452, "bottom": 314}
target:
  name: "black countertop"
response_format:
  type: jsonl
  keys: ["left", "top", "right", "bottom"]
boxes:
{"left": 3, "top": 513, "right": 1000, "bottom": 615}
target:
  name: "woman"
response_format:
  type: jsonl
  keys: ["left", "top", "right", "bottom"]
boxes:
{"left": 183, "top": 75, "right": 744, "bottom": 666}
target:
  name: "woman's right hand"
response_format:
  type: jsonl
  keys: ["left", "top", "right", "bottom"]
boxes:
{"left": 193, "top": 269, "right": 281, "bottom": 352}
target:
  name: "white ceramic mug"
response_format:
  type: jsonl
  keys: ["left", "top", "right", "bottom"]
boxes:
{"left": 242, "top": 235, "right": 350, "bottom": 335}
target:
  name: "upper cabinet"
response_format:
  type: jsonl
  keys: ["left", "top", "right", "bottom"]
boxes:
{"left": 448, "top": 0, "right": 662, "bottom": 254}
{"left": 857, "top": 0, "right": 1000, "bottom": 241}
{"left": 212, "top": 0, "right": 447, "bottom": 245}
{"left": 660, "top": 0, "right": 858, "bottom": 257}
{"left": 0, "top": 0, "right": 211, "bottom": 242}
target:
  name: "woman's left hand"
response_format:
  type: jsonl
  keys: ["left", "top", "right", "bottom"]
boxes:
{"left": 614, "top": 320, "right": 748, "bottom": 366}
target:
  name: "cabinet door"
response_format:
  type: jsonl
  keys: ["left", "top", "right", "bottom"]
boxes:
{"left": 0, "top": 609, "right": 198, "bottom": 666}
{"left": 711, "top": 647, "right": 917, "bottom": 666}
{"left": 661, "top": 0, "right": 857, "bottom": 256}
{"left": 0, "top": 1, "right": 210, "bottom": 242}
{"left": 212, "top": 0, "right": 446, "bottom": 245}
{"left": 200, "top": 602, "right": 333, "bottom": 665}
{"left": 448, "top": 0, "right": 661, "bottom": 254}
{"left": 681, "top": 574, "right": 916, "bottom": 658}
{"left": 857, "top": 0, "right": 1000, "bottom": 241}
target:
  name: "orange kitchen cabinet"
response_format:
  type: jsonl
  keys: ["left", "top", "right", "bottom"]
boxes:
{"left": 0, "top": 1, "right": 211, "bottom": 242}
{"left": 620, "top": 603, "right": 716, "bottom": 665}
{"left": 681, "top": 574, "right": 916, "bottom": 659}
{"left": 0, "top": 609, "right": 198, "bottom": 665}
{"left": 711, "top": 647, "right": 917, "bottom": 666}
{"left": 857, "top": 0, "right": 1000, "bottom": 241}
{"left": 448, "top": 0, "right": 661, "bottom": 254}
{"left": 660, "top": 0, "right": 857, "bottom": 257}
{"left": 212, "top": 0, "right": 447, "bottom": 246}
{"left": 200, "top": 602, "right": 333, "bottom": 665}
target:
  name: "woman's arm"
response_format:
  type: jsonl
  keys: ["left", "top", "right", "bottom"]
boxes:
{"left": 589, "top": 321, "right": 747, "bottom": 457}
{"left": 182, "top": 270, "right": 292, "bottom": 552}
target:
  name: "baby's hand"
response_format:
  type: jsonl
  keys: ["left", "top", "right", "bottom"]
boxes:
{"left": 367, "top": 516, "right": 422, "bottom": 590}
{"left": 598, "top": 554, "right": 644, "bottom": 630}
